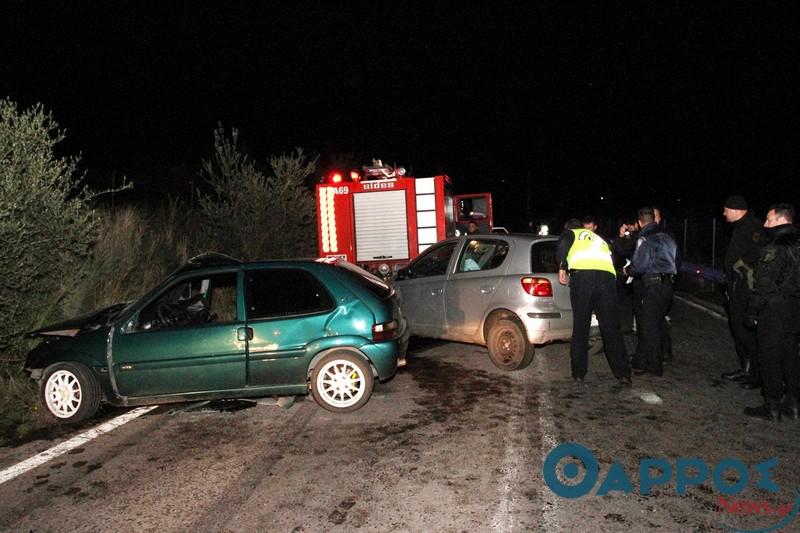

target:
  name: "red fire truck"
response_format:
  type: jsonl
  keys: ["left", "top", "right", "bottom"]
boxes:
{"left": 316, "top": 160, "right": 493, "bottom": 275}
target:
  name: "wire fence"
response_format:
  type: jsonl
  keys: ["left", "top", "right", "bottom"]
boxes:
{"left": 595, "top": 218, "right": 729, "bottom": 268}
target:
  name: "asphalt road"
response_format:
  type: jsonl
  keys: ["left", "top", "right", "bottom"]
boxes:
{"left": 0, "top": 295, "right": 798, "bottom": 532}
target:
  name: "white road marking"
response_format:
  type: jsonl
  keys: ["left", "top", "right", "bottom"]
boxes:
{"left": 0, "top": 405, "right": 157, "bottom": 486}
{"left": 490, "top": 425, "right": 519, "bottom": 532}
{"left": 534, "top": 352, "right": 562, "bottom": 532}
{"left": 674, "top": 294, "right": 727, "bottom": 320}
{"left": 491, "top": 371, "right": 522, "bottom": 532}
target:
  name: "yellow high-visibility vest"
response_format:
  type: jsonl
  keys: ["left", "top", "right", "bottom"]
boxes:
{"left": 566, "top": 229, "right": 616, "bottom": 275}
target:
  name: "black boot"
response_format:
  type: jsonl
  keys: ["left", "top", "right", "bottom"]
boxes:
{"left": 782, "top": 396, "right": 799, "bottom": 421}
{"left": 740, "top": 374, "right": 762, "bottom": 390}
{"left": 722, "top": 360, "right": 750, "bottom": 381}
{"left": 744, "top": 398, "right": 781, "bottom": 422}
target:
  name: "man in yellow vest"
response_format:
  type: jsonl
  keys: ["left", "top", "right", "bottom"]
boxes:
{"left": 557, "top": 219, "right": 632, "bottom": 385}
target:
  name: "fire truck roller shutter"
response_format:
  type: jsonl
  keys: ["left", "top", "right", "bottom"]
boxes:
{"left": 415, "top": 177, "right": 438, "bottom": 254}
{"left": 353, "top": 190, "right": 410, "bottom": 262}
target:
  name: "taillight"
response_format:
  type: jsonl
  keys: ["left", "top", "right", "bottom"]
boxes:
{"left": 372, "top": 320, "right": 398, "bottom": 342}
{"left": 521, "top": 277, "right": 552, "bottom": 297}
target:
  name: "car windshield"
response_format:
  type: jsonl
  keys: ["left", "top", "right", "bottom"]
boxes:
{"left": 334, "top": 261, "right": 394, "bottom": 299}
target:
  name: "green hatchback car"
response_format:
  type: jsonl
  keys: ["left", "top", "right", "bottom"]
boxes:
{"left": 25, "top": 254, "right": 408, "bottom": 422}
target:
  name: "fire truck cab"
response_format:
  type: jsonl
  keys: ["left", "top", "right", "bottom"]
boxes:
{"left": 316, "top": 160, "right": 493, "bottom": 276}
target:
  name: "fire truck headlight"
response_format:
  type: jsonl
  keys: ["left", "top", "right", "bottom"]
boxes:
{"left": 378, "top": 263, "right": 391, "bottom": 277}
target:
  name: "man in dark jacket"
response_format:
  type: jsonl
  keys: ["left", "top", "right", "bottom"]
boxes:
{"left": 629, "top": 207, "right": 678, "bottom": 377}
{"left": 743, "top": 204, "right": 800, "bottom": 421}
{"left": 721, "top": 195, "right": 766, "bottom": 387}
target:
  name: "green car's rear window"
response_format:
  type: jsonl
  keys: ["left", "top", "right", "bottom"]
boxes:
{"left": 246, "top": 268, "right": 334, "bottom": 319}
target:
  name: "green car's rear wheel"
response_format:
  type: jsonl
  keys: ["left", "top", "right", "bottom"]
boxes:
{"left": 311, "top": 352, "right": 374, "bottom": 413}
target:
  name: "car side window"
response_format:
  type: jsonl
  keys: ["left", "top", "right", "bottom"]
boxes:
{"left": 408, "top": 241, "right": 457, "bottom": 278}
{"left": 136, "top": 272, "right": 238, "bottom": 331}
{"left": 531, "top": 241, "right": 558, "bottom": 273}
{"left": 456, "top": 239, "right": 510, "bottom": 273}
{"left": 246, "top": 268, "right": 334, "bottom": 320}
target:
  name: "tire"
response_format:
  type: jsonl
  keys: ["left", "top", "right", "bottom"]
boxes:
{"left": 487, "top": 319, "right": 534, "bottom": 371}
{"left": 310, "top": 352, "right": 374, "bottom": 413}
{"left": 40, "top": 362, "right": 101, "bottom": 423}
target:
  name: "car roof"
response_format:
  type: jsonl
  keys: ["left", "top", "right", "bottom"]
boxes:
{"left": 173, "top": 253, "right": 311, "bottom": 275}
{"left": 457, "top": 233, "right": 558, "bottom": 242}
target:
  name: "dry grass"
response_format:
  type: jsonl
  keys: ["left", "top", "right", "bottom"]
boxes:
{"left": 62, "top": 203, "right": 193, "bottom": 317}
{"left": 0, "top": 363, "right": 46, "bottom": 444}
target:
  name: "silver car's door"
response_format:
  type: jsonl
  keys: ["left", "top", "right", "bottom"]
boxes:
{"left": 445, "top": 237, "right": 512, "bottom": 341}
{"left": 394, "top": 241, "right": 458, "bottom": 337}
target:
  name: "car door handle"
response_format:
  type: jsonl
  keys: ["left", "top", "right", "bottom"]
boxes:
{"left": 431, "top": 288, "right": 443, "bottom": 295}
{"left": 480, "top": 286, "right": 494, "bottom": 294}
{"left": 237, "top": 327, "right": 254, "bottom": 341}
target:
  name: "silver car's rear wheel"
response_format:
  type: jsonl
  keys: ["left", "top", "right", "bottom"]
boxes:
{"left": 487, "top": 319, "right": 534, "bottom": 371}
{"left": 41, "top": 362, "right": 101, "bottom": 423}
{"left": 311, "top": 352, "right": 374, "bottom": 412}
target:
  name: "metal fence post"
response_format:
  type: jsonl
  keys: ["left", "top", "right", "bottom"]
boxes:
{"left": 683, "top": 218, "right": 688, "bottom": 260}
{"left": 711, "top": 218, "right": 716, "bottom": 269}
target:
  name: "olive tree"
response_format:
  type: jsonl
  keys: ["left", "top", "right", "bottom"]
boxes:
{"left": 0, "top": 99, "right": 97, "bottom": 357}
{"left": 198, "top": 126, "right": 317, "bottom": 261}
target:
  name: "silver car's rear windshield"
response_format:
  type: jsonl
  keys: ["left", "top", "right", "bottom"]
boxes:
{"left": 531, "top": 240, "right": 559, "bottom": 273}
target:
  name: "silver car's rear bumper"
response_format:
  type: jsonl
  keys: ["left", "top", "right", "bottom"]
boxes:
{"left": 521, "top": 311, "right": 574, "bottom": 345}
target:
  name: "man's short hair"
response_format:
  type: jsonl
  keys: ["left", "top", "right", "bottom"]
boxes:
{"left": 637, "top": 206, "right": 655, "bottom": 225}
{"left": 581, "top": 214, "right": 598, "bottom": 226}
{"left": 564, "top": 218, "right": 583, "bottom": 230}
{"left": 768, "top": 203, "right": 795, "bottom": 223}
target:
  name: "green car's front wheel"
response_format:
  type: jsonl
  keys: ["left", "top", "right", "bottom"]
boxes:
{"left": 311, "top": 352, "right": 374, "bottom": 413}
{"left": 40, "top": 362, "right": 101, "bottom": 423}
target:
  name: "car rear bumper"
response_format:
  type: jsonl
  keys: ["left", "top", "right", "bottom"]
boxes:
{"left": 521, "top": 311, "right": 574, "bottom": 344}
{"left": 520, "top": 310, "right": 601, "bottom": 344}
{"left": 362, "top": 318, "right": 409, "bottom": 379}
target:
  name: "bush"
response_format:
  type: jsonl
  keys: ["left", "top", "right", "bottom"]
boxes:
{"left": 0, "top": 99, "right": 98, "bottom": 359}
{"left": 198, "top": 126, "right": 317, "bottom": 260}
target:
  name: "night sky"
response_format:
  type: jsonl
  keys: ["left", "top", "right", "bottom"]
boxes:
{"left": 3, "top": 2, "right": 800, "bottom": 229}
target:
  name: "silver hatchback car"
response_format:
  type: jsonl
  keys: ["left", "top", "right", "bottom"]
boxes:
{"left": 393, "top": 233, "right": 581, "bottom": 370}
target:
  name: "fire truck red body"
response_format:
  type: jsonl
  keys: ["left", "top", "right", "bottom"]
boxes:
{"left": 316, "top": 164, "right": 493, "bottom": 274}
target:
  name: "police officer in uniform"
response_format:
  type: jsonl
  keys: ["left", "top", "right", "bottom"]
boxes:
{"left": 557, "top": 219, "right": 632, "bottom": 385}
{"left": 629, "top": 207, "right": 678, "bottom": 377}
{"left": 744, "top": 204, "right": 800, "bottom": 421}
{"left": 720, "top": 195, "right": 766, "bottom": 387}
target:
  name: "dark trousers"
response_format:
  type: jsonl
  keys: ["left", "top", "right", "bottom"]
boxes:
{"left": 569, "top": 270, "right": 631, "bottom": 380}
{"left": 757, "top": 296, "right": 800, "bottom": 401}
{"left": 727, "top": 280, "right": 759, "bottom": 372}
{"left": 633, "top": 278, "right": 673, "bottom": 376}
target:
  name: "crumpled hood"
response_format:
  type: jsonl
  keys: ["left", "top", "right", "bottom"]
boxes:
{"left": 27, "top": 302, "right": 131, "bottom": 338}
